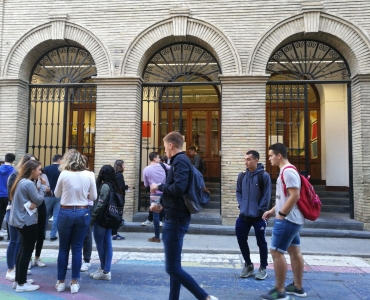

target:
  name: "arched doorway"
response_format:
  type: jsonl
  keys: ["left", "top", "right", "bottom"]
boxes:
{"left": 140, "top": 43, "right": 221, "bottom": 211}
{"left": 28, "top": 46, "right": 97, "bottom": 170}
{"left": 265, "top": 40, "right": 351, "bottom": 184}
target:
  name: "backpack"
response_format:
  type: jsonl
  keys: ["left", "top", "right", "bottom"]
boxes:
{"left": 183, "top": 165, "right": 208, "bottom": 214}
{"left": 200, "top": 158, "right": 207, "bottom": 175}
{"left": 97, "top": 183, "right": 125, "bottom": 229}
{"left": 280, "top": 166, "right": 322, "bottom": 221}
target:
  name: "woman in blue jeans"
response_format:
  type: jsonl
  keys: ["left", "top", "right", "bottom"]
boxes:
{"left": 90, "top": 165, "right": 120, "bottom": 280}
{"left": 54, "top": 149, "right": 97, "bottom": 294}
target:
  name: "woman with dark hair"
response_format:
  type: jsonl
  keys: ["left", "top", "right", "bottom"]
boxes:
{"left": 9, "top": 159, "right": 46, "bottom": 292}
{"left": 90, "top": 165, "right": 120, "bottom": 280}
{"left": 54, "top": 149, "right": 97, "bottom": 294}
{"left": 112, "top": 160, "right": 127, "bottom": 240}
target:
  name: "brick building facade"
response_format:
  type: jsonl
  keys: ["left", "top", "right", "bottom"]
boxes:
{"left": 0, "top": 1, "right": 369, "bottom": 228}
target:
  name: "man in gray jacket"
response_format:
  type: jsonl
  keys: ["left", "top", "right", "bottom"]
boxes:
{"left": 236, "top": 150, "right": 271, "bottom": 280}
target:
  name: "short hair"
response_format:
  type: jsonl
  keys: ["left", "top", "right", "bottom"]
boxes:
{"left": 163, "top": 131, "right": 184, "bottom": 150}
{"left": 269, "top": 143, "right": 288, "bottom": 159}
{"left": 149, "top": 152, "right": 159, "bottom": 162}
{"left": 59, "top": 149, "right": 86, "bottom": 171}
{"left": 5, "top": 153, "right": 15, "bottom": 163}
{"left": 160, "top": 155, "right": 168, "bottom": 163}
{"left": 52, "top": 154, "right": 62, "bottom": 162}
{"left": 246, "top": 150, "right": 259, "bottom": 160}
{"left": 188, "top": 146, "right": 196, "bottom": 152}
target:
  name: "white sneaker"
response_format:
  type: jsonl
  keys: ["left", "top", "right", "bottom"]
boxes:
{"left": 27, "top": 270, "right": 31, "bottom": 275}
{"left": 28, "top": 260, "right": 32, "bottom": 270}
{"left": 160, "top": 221, "right": 163, "bottom": 227}
{"left": 141, "top": 220, "right": 153, "bottom": 226}
{"left": 55, "top": 281, "right": 65, "bottom": 292}
{"left": 93, "top": 271, "right": 111, "bottom": 280}
{"left": 209, "top": 296, "right": 219, "bottom": 300}
{"left": 67, "top": 263, "right": 71, "bottom": 270}
{"left": 6, "top": 269, "right": 15, "bottom": 281}
{"left": 34, "top": 258, "right": 46, "bottom": 267}
{"left": 81, "top": 262, "right": 91, "bottom": 272}
{"left": 49, "top": 217, "right": 53, "bottom": 222}
{"left": 90, "top": 268, "right": 102, "bottom": 278}
{"left": 13, "top": 279, "right": 35, "bottom": 290}
{"left": 70, "top": 282, "right": 80, "bottom": 294}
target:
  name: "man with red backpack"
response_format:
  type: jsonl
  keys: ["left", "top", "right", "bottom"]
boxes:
{"left": 261, "top": 143, "right": 307, "bottom": 300}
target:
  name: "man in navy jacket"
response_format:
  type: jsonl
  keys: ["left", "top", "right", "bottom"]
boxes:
{"left": 236, "top": 150, "right": 271, "bottom": 280}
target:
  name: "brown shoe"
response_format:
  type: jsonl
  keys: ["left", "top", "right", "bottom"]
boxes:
{"left": 148, "top": 236, "right": 161, "bottom": 243}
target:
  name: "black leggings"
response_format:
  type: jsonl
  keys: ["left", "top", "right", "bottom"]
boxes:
{"left": 16, "top": 224, "right": 38, "bottom": 284}
{"left": 35, "top": 202, "right": 46, "bottom": 257}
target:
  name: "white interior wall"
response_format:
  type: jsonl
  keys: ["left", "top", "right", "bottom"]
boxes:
{"left": 318, "top": 84, "right": 349, "bottom": 187}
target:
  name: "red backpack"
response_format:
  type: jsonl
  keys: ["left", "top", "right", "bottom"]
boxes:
{"left": 281, "top": 166, "right": 322, "bottom": 221}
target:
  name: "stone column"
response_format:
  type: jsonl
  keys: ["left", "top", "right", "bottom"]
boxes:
{"left": 0, "top": 79, "right": 29, "bottom": 161}
{"left": 94, "top": 76, "right": 142, "bottom": 221}
{"left": 352, "top": 74, "right": 370, "bottom": 229}
{"left": 219, "top": 75, "right": 269, "bottom": 225}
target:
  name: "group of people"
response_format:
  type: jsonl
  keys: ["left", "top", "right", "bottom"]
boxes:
{"left": 0, "top": 150, "right": 128, "bottom": 293}
{"left": 0, "top": 131, "right": 306, "bottom": 300}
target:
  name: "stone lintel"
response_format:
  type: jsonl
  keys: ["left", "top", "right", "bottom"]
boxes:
{"left": 93, "top": 76, "right": 143, "bottom": 86}
{"left": 219, "top": 75, "right": 270, "bottom": 85}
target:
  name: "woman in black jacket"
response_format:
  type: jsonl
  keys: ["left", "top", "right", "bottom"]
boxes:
{"left": 112, "top": 160, "right": 128, "bottom": 240}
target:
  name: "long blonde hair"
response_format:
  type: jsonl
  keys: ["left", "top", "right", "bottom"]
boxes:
{"left": 10, "top": 160, "right": 41, "bottom": 200}
{"left": 59, "top": 149, "right": 86, "bottom": 172}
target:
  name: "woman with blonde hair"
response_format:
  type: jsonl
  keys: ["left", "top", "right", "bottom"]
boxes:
{"left": 54, "top": 149, "right": 97, "bottom": 294}
{"left": 9, "top": 159, "right": 46, "bottom": 292}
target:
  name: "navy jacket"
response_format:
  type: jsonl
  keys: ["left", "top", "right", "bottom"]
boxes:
{"left": 43, "top": 164, "right": 60, "bottom": 193}
{"left": 158, "top": 152, "right": 191, "bottom": 219}
{"left": 236, "top": 163, "right": 271, "bottom": 219}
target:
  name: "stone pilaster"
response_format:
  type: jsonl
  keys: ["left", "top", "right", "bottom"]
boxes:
{"left": 94, "top": 76, "right": 142, "bottom": 221}
{"left": 351, "top": 74, "right": 370, "bottom": 229}
{"left": 0, "top": 79, "right": 29, "bottom": 162}
{"left": 219, "top": 75, "right": 269, "bottom": 225}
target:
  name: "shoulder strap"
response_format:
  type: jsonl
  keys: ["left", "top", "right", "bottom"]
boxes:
{"left": 257, "top": 171, "right": 264, "bottom": 196}
{"left": 159, "top": 162, "right": 167, "bottom": 176}
{"left": 280, "top": 165, "right": 297, "bottom": 197}
{"left": 237, "top": 171, "right": 246, "bottom": 187}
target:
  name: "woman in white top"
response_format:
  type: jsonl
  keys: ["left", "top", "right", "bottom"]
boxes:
{"left": 54, "top": 149, "right": 97, "bottom": 294}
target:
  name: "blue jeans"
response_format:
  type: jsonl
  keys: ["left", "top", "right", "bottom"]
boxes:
{"left": 93, "top": 223, "right": 113, "bottom": 272}
{"left": 6, "top": 210, "right": 20, "bottom": 269}
{"left": 235, "top": 217, "right": 268, "bottom": 268}
{"left": 270, "top": 219, "right": 303, "bottom": 253}
{"left": 57, "top": 207, "right": 90, "bottom": 280}
{"left": 162, "top": 217, "right": 208, "bottom": 300}
{"left": 153, "top": 212, "right": 160, "bottom": 239}
{"left": 45, "top": 196, "right": 60, "bottom": 238}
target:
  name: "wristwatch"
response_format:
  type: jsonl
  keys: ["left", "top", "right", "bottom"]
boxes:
{"left": 278, "top": 211, "right": 287, "bottom": 217}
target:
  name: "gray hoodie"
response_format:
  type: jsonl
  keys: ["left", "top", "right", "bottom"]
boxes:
{"left": 9, "top": 179, "right": 46, "bottom": 228}
{"left": 236, "top": 163, "right": 271, "bottom": 219}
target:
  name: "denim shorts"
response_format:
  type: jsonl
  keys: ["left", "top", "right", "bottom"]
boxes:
{"left": 270, "top": 219, "right": 303, "bottom": 253}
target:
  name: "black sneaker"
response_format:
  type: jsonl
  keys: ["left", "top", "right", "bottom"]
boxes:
{"left": 285, "top": 282, "right": 307, "bottom": 297}
{"left": 260, "top": 287, "right": 290, "bottom": 300}
{"left": 50, "top": 237, "right": 58, "bottom": 241}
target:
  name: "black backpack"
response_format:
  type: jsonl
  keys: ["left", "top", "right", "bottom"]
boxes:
{"left": 97, "top": 183, "right": 124, "bottom": 229}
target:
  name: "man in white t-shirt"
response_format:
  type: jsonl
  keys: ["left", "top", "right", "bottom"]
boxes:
{"left": 260, "top": 143, "right": 307, "bottom": 300}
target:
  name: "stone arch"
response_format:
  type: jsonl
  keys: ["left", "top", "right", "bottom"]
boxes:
{"left": 247, "top": 11, "right": 370, "bottom": 76}
{"left": 2, "top": 21, "right": 113, "bottom": 80}
{"left": 121, "top": 17, "right": 242, "bottom": 77}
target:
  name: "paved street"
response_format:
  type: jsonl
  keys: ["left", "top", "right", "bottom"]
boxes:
{"left": 0, "top": 232, "right": 369, "bottom": 299}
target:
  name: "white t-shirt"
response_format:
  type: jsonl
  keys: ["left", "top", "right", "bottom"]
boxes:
{"left": 54, "top": 170, "right": 97, "bottom": 206}
{"left": 275, "top": 165, "right": 305, "bottom": 225}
